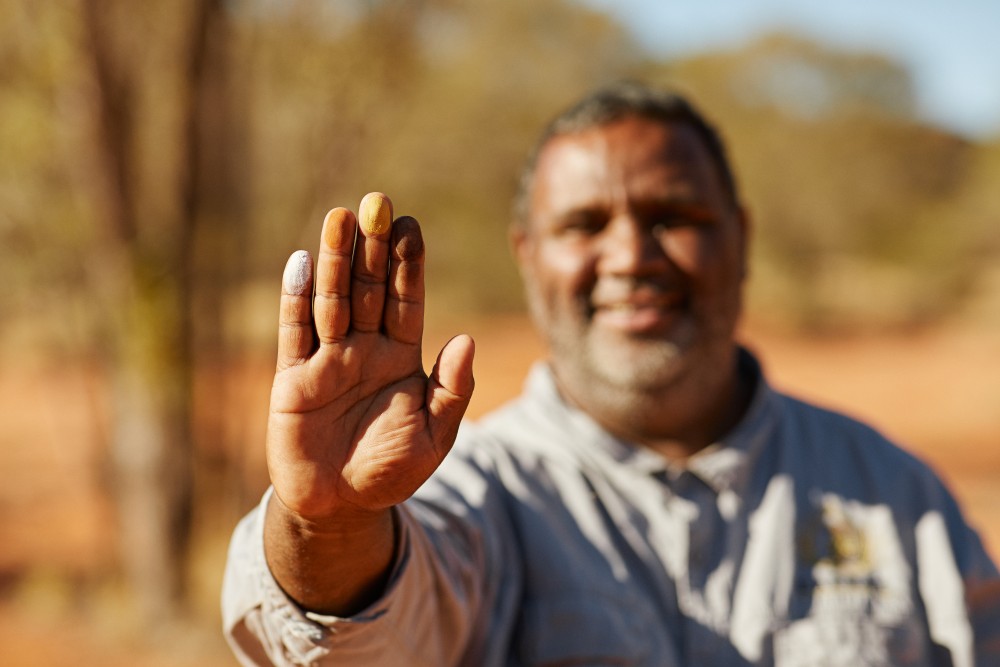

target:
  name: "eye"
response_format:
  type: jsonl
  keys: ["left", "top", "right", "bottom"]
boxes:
{"left": 647, "top": 206, "right": 715, "bottom": 235}
{"left": 651, "top": 215, "right": 687, "bottom": 233}
{"left": 556, "top": 210, "right": 606, "bottom": 236}
{"left": 648, "top": 214, "right": 698, "bottom": 238}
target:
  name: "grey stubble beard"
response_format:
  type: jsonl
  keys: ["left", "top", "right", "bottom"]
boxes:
{"left": 527, "top": 288, "right": 693, "bottom": 411}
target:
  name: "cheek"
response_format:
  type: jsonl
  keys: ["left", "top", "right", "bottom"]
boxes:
{"left": 659, "top": 227, "right": 702, "bottom": 274}
{"left": 661, "top": 229, "right": 744, "bottom": 296}
{"left": 534, "top": 242, "right": 595, "bottom": 298}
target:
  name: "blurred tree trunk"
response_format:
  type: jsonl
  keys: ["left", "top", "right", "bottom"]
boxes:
{"left": 78, "top": 0, "right": 228, "bottom": 621}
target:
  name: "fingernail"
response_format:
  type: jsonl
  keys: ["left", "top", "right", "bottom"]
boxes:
{"left": 359, "top": 192, "right": 393, "bottom": 237}
{"left": 283, "top": 250, "right": 312, "bottom": 295}
{"left": 323, "top": 208, "right": 353, "bottom": 248}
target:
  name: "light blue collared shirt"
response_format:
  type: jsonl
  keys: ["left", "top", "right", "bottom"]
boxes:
{"left": 223, "top": 354, "right": 1000, "bottom": 666}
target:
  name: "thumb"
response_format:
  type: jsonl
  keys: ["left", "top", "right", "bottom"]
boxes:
{"left": 426, "top": 334, "right": 475, "bottom": 457}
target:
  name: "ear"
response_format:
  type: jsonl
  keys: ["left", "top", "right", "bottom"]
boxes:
{"left": 736, "top": 206, "right": 751, "bottom": 280}
{"left": 509, "top": 222, "right": 533, "bottom": 274}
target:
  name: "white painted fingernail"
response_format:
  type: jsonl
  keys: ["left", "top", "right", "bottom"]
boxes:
{"left": 283, "top": 250, "right": 312, "bottom": 295}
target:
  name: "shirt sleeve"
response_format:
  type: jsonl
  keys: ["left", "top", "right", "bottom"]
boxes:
{"left": 221, "top": 490, "right": 480, "bottom": 666}
{"left": 913, "top": 474, "right": 1000, "bottom": 667}
{"left": 221, "top": 429, "right": 522, "bottom": 667}
{"left": 964, "top": 540, "right": 1000, "bottom": 666}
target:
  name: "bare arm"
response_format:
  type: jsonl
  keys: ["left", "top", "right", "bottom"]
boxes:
{"left": 263, "top": 194, "right": 475, "bottom": 616}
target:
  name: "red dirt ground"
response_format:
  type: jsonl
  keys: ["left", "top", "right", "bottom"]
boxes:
{"left": 1, "top": 315, "right": 997, "bottom": 665}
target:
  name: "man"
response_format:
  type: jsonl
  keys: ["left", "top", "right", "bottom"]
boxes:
{"left": 222, "top": 82, "right": 1000, "bottom": 666}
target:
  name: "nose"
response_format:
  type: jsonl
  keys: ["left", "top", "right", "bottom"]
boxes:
{"left": 597, "top": 214, "right": 670, "bottom": 277}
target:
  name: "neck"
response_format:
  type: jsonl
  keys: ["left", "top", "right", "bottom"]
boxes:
{"left": 554, "top": 346, "right": 752, "bottom": 461}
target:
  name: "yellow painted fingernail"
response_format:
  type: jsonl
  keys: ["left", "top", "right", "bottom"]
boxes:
{"left": 358, "top": 192, "right": 393, "bottom": 237}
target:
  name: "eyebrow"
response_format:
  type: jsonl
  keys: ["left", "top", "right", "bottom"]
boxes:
{"left": 551, "top": 205, "right": 607, "bottom": 224}
{"left": 632, "top": 193, "right": 710, "bottom": 211}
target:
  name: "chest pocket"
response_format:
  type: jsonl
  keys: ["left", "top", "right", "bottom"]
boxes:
{"left": 773, "top": 578, "right": 930, "bottom": 667}
{"left": 516, "top": 591, "right": 675, "bottom": 667}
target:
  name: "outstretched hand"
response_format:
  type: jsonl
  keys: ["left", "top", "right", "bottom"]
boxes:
{"left": 266, "top": 193, "right": 475, "bottom": 524}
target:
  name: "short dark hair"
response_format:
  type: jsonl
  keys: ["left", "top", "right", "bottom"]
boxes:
{"left": 513, "top": 81, "right": 740, "bottom": 227}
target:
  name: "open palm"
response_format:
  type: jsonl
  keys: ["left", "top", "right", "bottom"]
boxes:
{"left": 266, "top": 193, "right": 475, "bottom": 522}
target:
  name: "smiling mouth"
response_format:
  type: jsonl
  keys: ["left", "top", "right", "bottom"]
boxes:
{"left": 591, "top": 296, "right": 687, "bottom": 334}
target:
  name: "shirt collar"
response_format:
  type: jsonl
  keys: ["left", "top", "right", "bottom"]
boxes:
{"left": 685, "top": 349, "right": 781, "bottom": 493}
{"left": 523, "top": 347, "right": 782, "bottom": 494}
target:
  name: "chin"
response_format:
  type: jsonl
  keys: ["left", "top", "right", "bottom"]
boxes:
{"left": 581, "top": 335, "right": 688, "bottom": 392}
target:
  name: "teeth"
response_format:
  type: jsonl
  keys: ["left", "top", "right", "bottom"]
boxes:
{"left": 602, "top": 302, "right": 660, "bottom": 311}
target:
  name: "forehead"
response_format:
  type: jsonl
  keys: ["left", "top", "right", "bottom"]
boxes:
{"left": 529, "top": 117, "right": 724, "bottom": 216}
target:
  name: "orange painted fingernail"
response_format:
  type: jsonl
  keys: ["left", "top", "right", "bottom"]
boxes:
{"left": 358, "top": 192, "right": 393, "bottom": 237}
{"left": 323, "top": 208, "right": 354, "bottom": 248}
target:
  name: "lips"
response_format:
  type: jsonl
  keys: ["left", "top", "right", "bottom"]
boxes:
{"left": 590, "top": 285, "right": 687, "bottom": 334}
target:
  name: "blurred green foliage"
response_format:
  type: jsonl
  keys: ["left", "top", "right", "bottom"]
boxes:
{"left": 2, "top": 0, "right": 998, "bottom": 346}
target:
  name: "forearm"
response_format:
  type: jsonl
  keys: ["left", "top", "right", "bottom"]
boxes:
{"left": 263, "top": 492, "right": 396, "bottom": 617}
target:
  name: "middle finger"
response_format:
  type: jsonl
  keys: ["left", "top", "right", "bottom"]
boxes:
{"left": 350, "top": 192, "right": 393, "bottom": 334}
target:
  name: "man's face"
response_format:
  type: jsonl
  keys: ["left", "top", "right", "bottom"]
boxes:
{"left": 514, "top": 115, "right": 748, "bottom": 394}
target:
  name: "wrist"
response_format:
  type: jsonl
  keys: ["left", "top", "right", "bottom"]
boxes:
{"left": 264, "top": 490, "right": 398, "bottom": 616}
{"left": 268, "top": 488, "right": 392, "bottom": 539}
